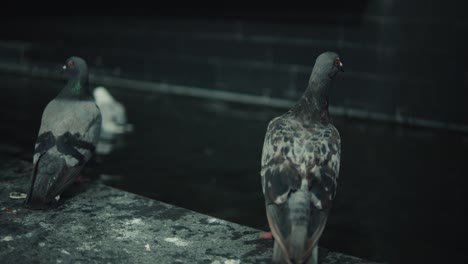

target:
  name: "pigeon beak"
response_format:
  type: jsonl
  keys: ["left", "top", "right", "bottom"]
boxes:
{"left": 62, "top": 65, "right": 67, "bottom": 70}
{"left": 339, "top": 62, "right": 344, "bottom": 72}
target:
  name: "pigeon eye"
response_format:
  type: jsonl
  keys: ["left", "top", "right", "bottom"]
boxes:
{"left": 68, "top": 61, "right": 75, "bottom": 68}
{"left": 334, "top": 58, "right": 341, "bottom": 67}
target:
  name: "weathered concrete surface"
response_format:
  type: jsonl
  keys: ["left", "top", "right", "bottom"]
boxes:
{"left": 0, "top": 158, "right": 378, "bottom": 264}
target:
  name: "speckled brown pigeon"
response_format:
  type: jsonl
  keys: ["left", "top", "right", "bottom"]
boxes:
{"left": 260, "top": 51, "right": 343, "bottom": 264}
{"left": 24, "top": 56, "right": 102, "bottom": 209}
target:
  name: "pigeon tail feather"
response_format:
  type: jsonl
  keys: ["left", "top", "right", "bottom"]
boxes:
{"left": 24, "top": 154, "right": 67, "bottom": 209}
{"left": 288, "top": 190, "right": 310, "bottom": 263}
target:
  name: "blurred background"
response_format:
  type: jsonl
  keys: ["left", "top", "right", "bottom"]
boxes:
{"left": 1, "top": 1, "right": 467, "bottom": 264}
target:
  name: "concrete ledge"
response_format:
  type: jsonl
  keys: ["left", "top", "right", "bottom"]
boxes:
{"left": 0, "top": 158, "right": 378, "bottom": 264}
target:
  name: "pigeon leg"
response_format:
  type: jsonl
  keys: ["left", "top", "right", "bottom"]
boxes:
{"left": 75, "top": 175, "right": 91, "bottom": 184}
{"left": 259, "top": 231, "right": 273, "bottom": 239}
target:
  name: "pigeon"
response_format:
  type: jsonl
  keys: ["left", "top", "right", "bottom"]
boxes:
{"left": 260, "top": 51, "right": 343, "bottom": 264}
{"left": 92, "top": 86, "right": 133, "bottom": 155}
{"left": 24, "top": 56, "right": 102, "bottom": 209}
{"left": 93, "top": 86, "right": 133, "bottom": 137}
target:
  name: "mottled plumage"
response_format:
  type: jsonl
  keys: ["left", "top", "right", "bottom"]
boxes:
{"left": 24, "top": 56, "right": 101, "bottom": 209}
{"left": 261, "top": 51, "right": 343, "bottom": 264}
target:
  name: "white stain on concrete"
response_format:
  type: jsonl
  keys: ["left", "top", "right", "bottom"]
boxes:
{"left": 60, "top": 249, "right": 70, "bottom": 255}
{"left": 145, "top": 243, "right": 151, "bottom": 251}
{"left": 1, "top": 236, "right": 13, "bottom": 242}
{"left": 211, "top": 259, "right": 241, "bottom": 264}
{"left": 76, "top": 242, "right": 97, "bottom": 251}
{"left": 39, "top": 222, "right": 53, "bottom": 230}
{"left": 208, "top": 218, "right": 227, "bottom": 224}
{"left": 224, "top": 260, "right": 241, "bottom": 264}
{"left": 164, "top": 237, "right": 190, "bottom": 247}
{"left": 128, "top": 218, "right": 143, "bottom": 225}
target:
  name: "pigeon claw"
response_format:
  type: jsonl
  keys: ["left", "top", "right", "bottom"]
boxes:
{"left": 75, "top": 176, "right": 91, "bottom": 184}
{"left": 259, "top": 231, "right": 273, "bottom": 240}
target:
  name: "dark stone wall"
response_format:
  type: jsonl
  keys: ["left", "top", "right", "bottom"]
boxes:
{"left": 1, "top": 0, "right": 467, "bottom": 125}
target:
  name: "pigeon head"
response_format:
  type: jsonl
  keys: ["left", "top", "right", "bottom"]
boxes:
{"left": 63, "top": 56, "right": 88, "bottom": 75}
{"left": 62, "top": 56, "right": 91, "bottom": 96}
{"left": 310, "top": 51, "right": 344, "bottom": 83}
{"left": 297, "top": 51, "right": 344, "bottom": 119}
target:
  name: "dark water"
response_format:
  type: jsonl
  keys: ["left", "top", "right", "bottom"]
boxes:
{"left": 1, "top": 74, "right": 467, "bottom": 264}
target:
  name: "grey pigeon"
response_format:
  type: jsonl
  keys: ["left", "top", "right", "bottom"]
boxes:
{"left": 24, "top": 56, "right": 102, "bottom": 209}
{"left": 260, "top": 51, "right": 343, "bottom": 264}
